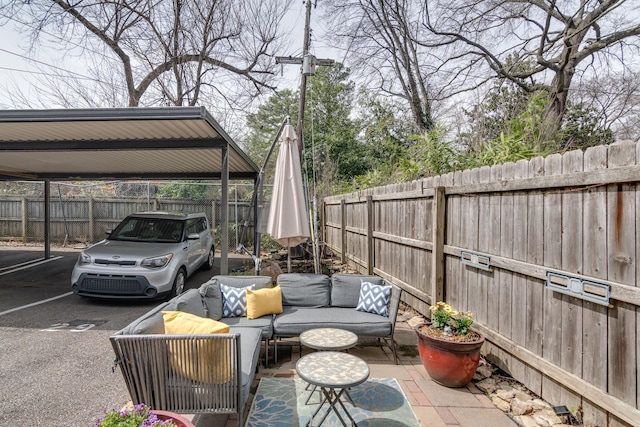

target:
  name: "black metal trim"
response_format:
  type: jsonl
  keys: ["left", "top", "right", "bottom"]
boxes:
{"left": 0, "top": 171, "right": 258, "bottom": 180}
{"left": 0, "top": 137, "right": 227, "bottom": 151}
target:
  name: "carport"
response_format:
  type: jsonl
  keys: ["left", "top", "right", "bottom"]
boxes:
{"left": 0, "top": 106, "right": 260, "bottom": 274}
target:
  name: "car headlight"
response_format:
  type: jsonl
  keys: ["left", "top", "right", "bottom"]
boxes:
{"left": 77, "top": 252, "right": 91, "bottom": 265}
{"left": 140, "top": 254, "right": 174, "bottom": 269}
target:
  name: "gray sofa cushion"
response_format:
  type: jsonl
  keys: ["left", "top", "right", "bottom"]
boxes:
{"left": 212, "top": 275, "right": 272, "bottom": 290}
{"left": 330, "top": 274, "right": 384, "bottom": 308}
{"left": 228, "top": 327, "right": 262, "bottom": 404}
{"left": 199, "top": 279, "right": 223, "bottom": 320}
{"left": 173, "top": 288, "right": 207, "bottom": 317}
{"left": 221, "top": 315, "right": 273, "bottom": 339}
{"left": 277, "top": 273, "right": 331, "bottom": 307}
{"left": 124, "top": 300, "right": 175, "bottom": 334}
{"left": 273, "top": 306, "right": 392, "bottom": 337}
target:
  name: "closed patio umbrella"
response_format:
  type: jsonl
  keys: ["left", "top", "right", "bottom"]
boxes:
{"left": 266, "top": 123, "right": 310, "bottom": 272}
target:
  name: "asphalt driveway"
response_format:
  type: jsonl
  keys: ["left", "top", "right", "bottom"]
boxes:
{"left": 0, "top": 247, "right": 251, "bottom": 427}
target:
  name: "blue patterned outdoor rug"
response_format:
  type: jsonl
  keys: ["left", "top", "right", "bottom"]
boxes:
{"left": 246, "top": 377, "right": 420, "bottom": 427}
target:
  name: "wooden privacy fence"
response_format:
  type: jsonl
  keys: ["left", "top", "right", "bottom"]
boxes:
{"left": 323, "top": 140, "right": 640, "bottom": 427}
{"left": 0, "top": 196, "right": 256, "bottom": 250}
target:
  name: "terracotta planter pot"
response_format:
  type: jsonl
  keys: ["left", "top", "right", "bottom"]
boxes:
{"left": 415, "top": 324, "right": 485, "bottom": 388}
{"left": 151, "top": 410, "right": 195, "bottom": 427}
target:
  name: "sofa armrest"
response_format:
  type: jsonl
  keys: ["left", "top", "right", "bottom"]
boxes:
{"left": 387, "top": 282, "right": 402, "bottom": 333}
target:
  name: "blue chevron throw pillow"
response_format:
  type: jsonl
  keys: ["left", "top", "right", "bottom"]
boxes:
{"left": 221, "top": 283, "right": 255, "bottom": 317}
{"left": 356, "top": 280, "right": 392, "bottom": 317}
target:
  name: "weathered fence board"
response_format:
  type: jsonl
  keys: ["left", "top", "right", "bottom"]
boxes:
{"left": 542, "top": 153, "right": 564, "bottom": 407}
{"left": 560, "top": 149, "right": 584, "bottom": 412}
{"left": 607, "top": 142, "right": 637, "bottom": 427}
{"left": 523, "top": 155, "right": 544, "bottom": 395}
{"left": 581, "top": 144, "right": 609, "bottom": 425}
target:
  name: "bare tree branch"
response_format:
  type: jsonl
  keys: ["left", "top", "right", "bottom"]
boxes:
{"left": 1, "top": 0, "right": 292, "bottom": 110}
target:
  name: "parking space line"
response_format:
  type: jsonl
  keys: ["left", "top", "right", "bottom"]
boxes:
{"left": 0, "top": 292, "right": 74, "bottom": 317}
{"left": 0, "top": 256, "right": 64, "bottom": 276}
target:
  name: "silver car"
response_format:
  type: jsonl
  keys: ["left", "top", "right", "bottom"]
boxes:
{"left": 71, "top": 211, "right": 214, "bottom": 299}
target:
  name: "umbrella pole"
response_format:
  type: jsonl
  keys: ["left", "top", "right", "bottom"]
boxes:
{"left": 287, "top": 246, "right": 292, "bottom": 273}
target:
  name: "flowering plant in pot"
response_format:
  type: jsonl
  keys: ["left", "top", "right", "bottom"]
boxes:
{"left": 415, "top": 301, "right": 485, "bottom": 387}
{"left": 93, "top": 403, "right": 194, "bottom": 427}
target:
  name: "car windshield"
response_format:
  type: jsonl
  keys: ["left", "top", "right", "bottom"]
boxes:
{"left": 108, "top": 217, "right": 185, "bottom": 243}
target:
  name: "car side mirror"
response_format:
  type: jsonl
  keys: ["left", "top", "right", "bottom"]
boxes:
{"left": 187, "top": 233, "right": 200, "bottom": 240}
{"left": 105, "top": 229, "right": 112, "bottom": 236}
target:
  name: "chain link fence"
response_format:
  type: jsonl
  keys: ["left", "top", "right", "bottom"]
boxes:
{"left": 0, "top": 181, "right": 282, "bottom": 253}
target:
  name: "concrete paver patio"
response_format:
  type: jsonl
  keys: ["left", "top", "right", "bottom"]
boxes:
{"left": 193, "top": 314, "right": 516, "bottom": 427}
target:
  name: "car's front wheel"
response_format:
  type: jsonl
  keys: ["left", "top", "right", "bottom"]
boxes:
{"left": 169, "top": 267, "right": 187, "bottom": 298}
{"left": 201, "top": 246, "right": 214, "bottom": 271}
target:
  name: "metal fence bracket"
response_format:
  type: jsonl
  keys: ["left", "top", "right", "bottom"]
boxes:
{"left": 545, "top": 271, "right": 611, "bottom": 307}
{"left": 460, "top": 251, "right": 491, "bottom": 271}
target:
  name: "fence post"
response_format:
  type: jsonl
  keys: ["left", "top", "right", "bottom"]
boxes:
{"left": 88, "top": 196, "right": 94, "bottom": 243}
{"left": 367, "top": 195, "right": 373, "bottom": 275}
{"left": 431, "top": 186, "right": 445, "bottom": 304}
{"left": 21, "top": 197, "right": 27, "bottom": 243}
{"left": 340, "top": 199, "right": 346, "bottom": 264}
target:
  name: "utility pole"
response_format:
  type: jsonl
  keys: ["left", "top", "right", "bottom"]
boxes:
{"left": 296, "top": 0, "right": 313, "bottom": 158}
{"left": 275, "top": 0, "right": 333, "bottom": 276}
{"left": 275, "top": 0, "right": 334, "bottom": 158}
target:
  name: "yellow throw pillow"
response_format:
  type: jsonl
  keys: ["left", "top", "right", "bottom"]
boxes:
{"left": 246, "top": 286, "right": 283, "bottom": 320}
{"left": 162, "top": 311, "right": 232, "bottom": 383}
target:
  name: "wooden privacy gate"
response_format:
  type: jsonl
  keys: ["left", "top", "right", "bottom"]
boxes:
{"left": 323, "top": 141, "right": 640, "bottom": 427}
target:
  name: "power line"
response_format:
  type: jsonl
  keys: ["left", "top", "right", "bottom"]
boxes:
{"left": 1, "top": 13, "right": 113, "bottom": 61}
{"left": 0, "top": 47, "right": 104, "bottom": 83}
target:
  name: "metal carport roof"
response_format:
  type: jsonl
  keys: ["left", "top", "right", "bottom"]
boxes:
{"left": 0, "top": 106, "right": 260, "bottom": 274}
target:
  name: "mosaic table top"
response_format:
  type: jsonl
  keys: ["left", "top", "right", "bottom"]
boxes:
{"left": 300, "top": 328, "right": 358, "bottom": 351}
{"left": 295, "top": 351, "right": 370, "bottom": 389}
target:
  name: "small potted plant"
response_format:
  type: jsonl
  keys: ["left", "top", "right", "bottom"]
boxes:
{"left": 93, "top": 403, "right": 194, "bottom": 427}
{"left": 415, "top": 301, "right": 485, "bottom": 387}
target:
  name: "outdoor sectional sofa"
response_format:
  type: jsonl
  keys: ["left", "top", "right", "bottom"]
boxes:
{"left": 110, "top": 272, "right": 402, "bottom": 426}
{"left": 273, "top": 273, "right": 402, "bottom": 363}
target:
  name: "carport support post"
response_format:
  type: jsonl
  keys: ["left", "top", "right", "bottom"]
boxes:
{"left": 220, "top": 147, "right": 229, "bottom": 274}
{"left": 44, "top": 180, "right": 51, "bottom": 259}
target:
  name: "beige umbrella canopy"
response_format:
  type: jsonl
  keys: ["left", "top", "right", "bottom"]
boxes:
{"left": 266, "top": 123, "right": 310, "bottom": 272}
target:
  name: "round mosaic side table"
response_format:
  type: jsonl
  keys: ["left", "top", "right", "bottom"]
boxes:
{"left": 296, "top": 351, "right": 370, "bottom": 427}
{"left": 300, "top": 328, "right": 358, "bottom": 351}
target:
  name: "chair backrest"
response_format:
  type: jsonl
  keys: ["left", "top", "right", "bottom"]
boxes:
{"left": 110, "top": 332, "right": 242, "bottom": 416}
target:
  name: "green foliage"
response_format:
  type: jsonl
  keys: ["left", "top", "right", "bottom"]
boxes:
{"left": 473, "top": 91, "right": 553, "bottom": 166}
{"left": 244, "top": 90, "right": 298, "bottom": 167}
{"left": 465, "top": 83, "right": 531, "bottom": 145}
{"left": 356, "top": 92, "right": 412, "bottom": 166}
{"left": 561, "top": 102, "right": 614, "bottom": 150}
{"left": 454, "top": 314, "right": 474, "bottom": 336}
{"left": 464, "top": 84, "right": 614, "bottom": 166}
{"left": 408, "top": 126, "right": 466, "bottom": 176}
{"left": 305, "top": 64, "right": 368, "bottom": 186}
{"left": 245, "top": 64, "right": 387, "bottom": 195}
{"left": 244, "top": 58, "right": 617, "bottom": 197}
{"left": 429, "top": 302, "right": 475, "bottom": 336}
{"left": 157, "top": 181, "right": 210, "bottom": 200}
